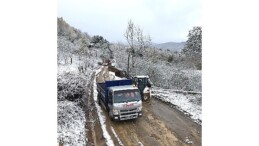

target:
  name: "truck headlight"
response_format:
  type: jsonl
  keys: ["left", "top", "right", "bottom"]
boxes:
{"left": 113, "top": 109, "right": 119, "bottom": 115}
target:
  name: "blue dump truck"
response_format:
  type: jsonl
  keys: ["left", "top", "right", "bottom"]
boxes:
{"left": 97, "top": 79, "right": 142, "bottom": 121}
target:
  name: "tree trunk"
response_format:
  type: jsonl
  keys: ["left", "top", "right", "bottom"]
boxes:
{"left": 132, "top": 55, "right": 135, "bottom": 69}
{"left": 127, "top": 53, "right": 130, "bottom": 74}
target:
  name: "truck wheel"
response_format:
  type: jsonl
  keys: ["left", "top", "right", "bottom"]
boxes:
{"left": 143, "top": 94, "right": 150, "bottom": 101}
{"left": 109, "top": 110, "right": 114, "bottom": 121}
{"left": 97, "top": 97, "right": 101, "bottom": 105}
{"left": 97, "top": 93, "right": 101, "bottom": 105}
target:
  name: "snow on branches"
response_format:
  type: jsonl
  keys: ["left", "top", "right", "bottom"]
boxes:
{"left": 57, "top": 100, "right": 87, "bottom": 146}
{"left": 57, "top": 72, "right": 87, "bottom": 101}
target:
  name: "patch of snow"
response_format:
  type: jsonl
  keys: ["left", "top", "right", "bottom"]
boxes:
{"left": 96, "top": 67, "right": 103, "bottom": 75}
{"left": 152, "top": 87, "right": 202, "bottom": 124}
{"left": 58, "top": 62, "right": 78, "bottom": 75}
{"left": 108, "top": 71, "right": 116, "bottom": 80}
{"left": 135, "top": 75, "right": 149, "bottom": 78}
{"left": 93, "top": 67, "right": 115, "bottom": 146}
{"left": 111, "top": 126, "right": 124, "bottom": 146}
{"left": 184, "top": 136, "right": 193, "bottom": 144}
{"left": 57, "top": 101, "right": 87, "bottom": 146}
{"left": 108, "top": 71, "right": 126, "bottom": 80}
{"left": 138, "top": 141, "right": 144, "bottom": 146}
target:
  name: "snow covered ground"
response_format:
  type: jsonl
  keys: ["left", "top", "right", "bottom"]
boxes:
{"left": 57, "top": 100, "right": 87, "bottom": 146}
{"left": 57, "top": 53, "right": 99, "bottom": 146}
{"left": 152, "top": 87, "right": 202, "bottom": 124}
{"left": 57, "top": 62, "right": 88, "bottom": 146}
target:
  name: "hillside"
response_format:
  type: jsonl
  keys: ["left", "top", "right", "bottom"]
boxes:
{"left": 57, "top": 17, "right": 91, "bottom": 44}
{"left": 153, "top": 42, "right": 185, "bottom": 52}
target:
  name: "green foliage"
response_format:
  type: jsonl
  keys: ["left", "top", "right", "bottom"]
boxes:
{"left": 91, "top": 35, "right": 109, "bottom": 45}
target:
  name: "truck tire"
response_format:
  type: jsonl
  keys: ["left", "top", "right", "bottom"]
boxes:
{"left": 143, "top": 93, "right": 150, "bottom": 101}
{"left": 98, "top": 97, "right": 101, "bottom": 105}
{"left": 97, "top": 93, "right": 101, "bottom": 105}
{"left": 108, "top": 109, "right": 114, "bottom": 121}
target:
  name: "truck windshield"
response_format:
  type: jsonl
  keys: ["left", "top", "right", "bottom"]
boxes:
{"left": 114, "top": 89, "right": 141, "bottom": 103}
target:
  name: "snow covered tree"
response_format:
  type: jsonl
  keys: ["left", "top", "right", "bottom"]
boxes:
{"left": 58, "top": 36, "right": 74, "bottom": 64}
{"left": 124, "top": 19, "right": 151, "bottom": 74}
{"left": 91, "top": 35, "right": 109, "bottom": 47}
{"left": 183, "top": 26, "right": 202, "bottom": 70}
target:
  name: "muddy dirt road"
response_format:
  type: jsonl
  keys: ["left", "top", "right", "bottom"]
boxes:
{"left": 101, "top": 98, "right": 201, "bottom": 146}
{"left": 87, "top": 67, "right": 201, "bottom": 146}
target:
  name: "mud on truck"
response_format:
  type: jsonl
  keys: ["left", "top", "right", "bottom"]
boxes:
{"left": 97, "top": 79, "right": 142, "bottom": 121}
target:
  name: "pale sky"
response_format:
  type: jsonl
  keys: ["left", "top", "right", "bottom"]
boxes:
{"left": 58, "top": 0, "right": 201, "bottom": 43}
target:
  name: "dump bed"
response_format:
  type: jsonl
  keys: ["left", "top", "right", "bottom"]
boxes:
{"left": 97, "top": 79, "right": 132, "bottom": 106}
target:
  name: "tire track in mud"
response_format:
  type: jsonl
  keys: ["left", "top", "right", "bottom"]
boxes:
{"left": 84, "top": 71, "right": 106, "bottom": 146}
{"left": 104, "top": 101, "right": 187, "bottom": 146}
{"left": 99, "top": 98, "right": 201, "bottom": 146}
{"left": 149, "top": 98, "right": 201, "bottom": 146}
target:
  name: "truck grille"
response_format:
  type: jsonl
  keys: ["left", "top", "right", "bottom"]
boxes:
{"left": 120, "top": 108, "right": 137, "bottom": 113}
{"left": 120, "top": 108, "right": 137, "bottom": 115}
{"left": 120, "top": 114, "right": 138, "bottom": 120}
{"left": 119, "top": 108, "right": 138, "bottom": 120}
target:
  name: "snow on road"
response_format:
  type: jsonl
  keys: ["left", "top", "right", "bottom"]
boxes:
{"left": 93, "top": 67, "right": 115, "bottom": 146}
{"left": 152, "top": 87, "right": 202, "bottom": 124}
{"left": 138, "top": 141, "right": 144, "bottom": 146}
{"left": 111, "top": 126, "right": 124, "bottom": 146}
{"left": 184, "top": 136, "right": 193, "bottom": 144}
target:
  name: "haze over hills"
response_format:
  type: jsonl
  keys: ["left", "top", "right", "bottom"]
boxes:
{"left": 153, "top": 42, "right": 185, "bottom": 52}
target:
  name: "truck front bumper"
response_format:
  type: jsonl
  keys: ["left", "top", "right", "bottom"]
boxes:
{"left": 113, "top": 111, "right": 142, "bottom": 121}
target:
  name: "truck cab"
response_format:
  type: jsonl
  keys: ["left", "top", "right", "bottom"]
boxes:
{"left": 97, "top": 79, "right": 142, "bottom": 121}
{"left": 108, "top": 85, "right": 142, "bottom": 121}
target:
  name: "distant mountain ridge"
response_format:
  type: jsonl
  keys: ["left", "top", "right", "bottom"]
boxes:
{"left": 153, "top": 42, "right": 185, "bottom": 52}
